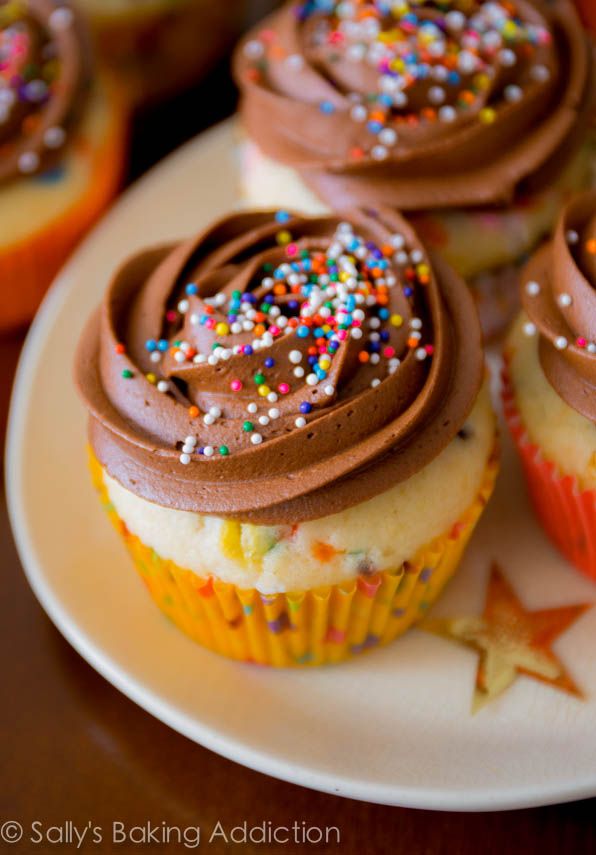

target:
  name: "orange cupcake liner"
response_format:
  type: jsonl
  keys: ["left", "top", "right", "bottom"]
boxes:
{"left": 89, "top": 446, "right": 498, "bottom": 667}
{"left": 502, "top": 359, "right": 596, "bottom": 580}
{"left": 0, "top": 87, "right": 128, "bottom": 332}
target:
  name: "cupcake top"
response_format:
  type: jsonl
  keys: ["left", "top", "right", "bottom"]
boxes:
{"left": 0, "top": 0, "right": 88, "bottom": 183}
{"left": 75, "top": 209, "right": 483, "bottom": 523}
{"left": 521, "top": 190, "right": 596, "bottom": 422}
{"left": 234, "top": 0, "right": 594, "bottom": 210}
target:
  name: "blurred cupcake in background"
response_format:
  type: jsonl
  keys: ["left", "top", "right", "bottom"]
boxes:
{"left": 0, "top": 0, "right": 128, "bottom": 331}
{"left": 574, "top": 0, "right": 596, "bottom": 35}
{"left": 76, "top": 0, "right": 256, "bottom": 108}
{"left": 234, "top": 0, "right": 595, "bottom": 339}
{"left": 503, "top": 191, "right": 596, "bottom": 580}
{"left": 75, "top": 207, "right": 498, "bottom": 667}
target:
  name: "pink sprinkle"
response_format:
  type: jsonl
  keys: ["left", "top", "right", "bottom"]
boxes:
{"left": 269, "top": 325, "right": 280, "bottom": 336}
{"left": 425, "top": 344, "right": 434, "bottom": 355}
{"left": 230, "top": 379, "right": 243, "bottom": 392}
{"left": 166, "top": 310, "right": 177, "bottom": 322}
{"left": 206, "top": 318, "right": 216, "bottom": 329}
{"left": 577, "top": 337, "right": 587, "bottom": 348}
{"left": 286, "top": 243, "right": 298, "bottom": 257}
{"left": 337, "top": 330, "right": 348, "bottom": 341}
{"left": 383, "top": 346, "right": 395, "bottom": 358}
{"left": 278, "top": 382, "right": 290, "bottom": 394}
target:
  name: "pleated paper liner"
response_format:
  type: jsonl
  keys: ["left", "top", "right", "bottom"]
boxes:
{"left": 0, "top": 83, "right": 128, "bottom": 332}
{"left": 89, "top": 448, "right": 498, "bottom": 667}
{"left": 502, "top": 359, "right": 596, "bottom": 581}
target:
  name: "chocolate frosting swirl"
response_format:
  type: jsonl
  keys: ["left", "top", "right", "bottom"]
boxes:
{"left": 234, "top": 0, "right": 594, "bottom": 210}
{"left": 0, "top": 0, "right": 88, "bottom": 183}
{"left": 76, "top": 209, "right": 483, "bottom": 523}
{"left": 522, "top": 191, "right": 596, "bottom": 422}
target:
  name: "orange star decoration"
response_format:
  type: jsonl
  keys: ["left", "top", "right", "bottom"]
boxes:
{"left": 421, "top": 563, "right": 592, "bottom": 712}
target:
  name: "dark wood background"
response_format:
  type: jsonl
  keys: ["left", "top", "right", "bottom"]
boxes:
{"left": 2, "top": 58, "right": 596, "bottom": 855}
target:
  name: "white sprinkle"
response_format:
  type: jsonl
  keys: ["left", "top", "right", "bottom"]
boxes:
{"left": 410, "top": 317, "right": 423, "bottom": 330}
{"left": 179, "top": 453, "right": 191, "bottom": 465}
{"left": 247, "top": 402, "right": 258, "bottom": 414}
{"left": 18, "top": 151, "right": 40, "bottom": 174}
{"left": 182, "top": 443, "right": 194, "bottom": 455}
{"left": 531, "top": 64, "right": 550, "bottom": 83}
{"left": 370, "top": 353, "right": 380, "bottom": 365}
{"left": 371, "top": 144, "right": 388, "bottom": 161}
{"left": 209, "top": 406, "right": 221, "bottom": 418}
{"left": 243, "top": 39, "right": 264, "bottom": 58}
{"left": 49, "top": 7, "right": 73, "bottom": 30}
{"left": 351, "top": 327, "right": 363, "bottom": 339}
{"left": 324, "top": 385, "right": 335, "bottom": 396}
{"left": 289, "top": 350, "right": 302, "bottom": 364}
{"left": 268, "top": 408, "right": 280, "bottom": 419}
{"left": 415, "top": 347, "right": 427, "bottom": 361}
{"left": 523, "top": 322, "right": 537, "bottom": 336}
{"left": 285, "top": 53, "right": 304, "bottom": 70}
{"left": 499, "top": 49, "right": 516, "bottom": 68}
{"left": 174, "top": 351, "right": 186, "bottom": 363}
{"left": 504, "top": 84, "right": 522, "bottom": 103}
{"left": 293, "top": 366, "right": 305, "bottom": 378}
{"left": 379, "top": 127, "right": 398, "bottom": 146}
{"left": 371, "top": 378, "right": 381, "bottom": 388}
{"left": 203, "top": 446, "right": 215, "bottom": 458}
{"left": 150, "top": 351, "right": 161, "bottom": 363}
{"left": 558, "top": 293, "right": 572, "bottom": 308}
{"left": 207, "top": 355, "right": 218, "bottom": 366}
{"left": 525, "top": 280, "right": 540, "bottom": 296}
{"left": 193, "top": 354, "right": 206, "bottom": 364}
{"left": 438, "top": 105, "right": 456, "bottom": 123}
{"left": 185, "top": 436, "right": 197, "bottom": 446}
{"left": 555, "top": 336, "right": 568, "bottom": 350}
{"left": 445, "top": 10, "right": 465, "bottom": 30}
{"left": 250, "top": 433, "right": 263, "bottom": 445}
{"left": 259, "top": 415, "right": 270, "bottom": 426}
{"left": 231, "top": 322, "right": 242, "bottom": 334}
{"left": 350, "top": 104, "right": 367, "bottom": 122}
{"left": 566, "top": 230, "right": 579, "bottom": 245}
{"left": 306, "top": 374, "right": 318, "bottom": 386}
{"left": 177, "top": 299, "right": 189, "bottom": 313}
{"left": 44, "top": 126, "right": 66, "bottom": 149}
{"left": 428, "top": 86, "right": 446, "bottom": 105}
{"left": 295, "top": 417, "right": 307, "bottom": 428}
{"left": 203, "top": 413, "right": 215, "bottom": 425}
{"left": 267, "top": 392, "right": 278, "bottom": 403}
{"left": 157, "top": 381, "right": 169, "bottom": 393}
{"left": 588, "top": 343, "right": 596, "bottom": 354}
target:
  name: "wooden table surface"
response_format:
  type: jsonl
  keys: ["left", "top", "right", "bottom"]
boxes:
{"left": 2, "top": 61, "right": 596, "bottom": 855}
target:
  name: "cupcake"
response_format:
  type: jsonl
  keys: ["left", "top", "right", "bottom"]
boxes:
{"left": 233, "top": 0, "right": 595, "bottom": 339}
{"left": 77, "top": 0, "right": 249, "bottom": 108}
{"left": 0, "top": 0, "right": 128, "bottom": 331}
{"left": 75, "top": 208, "right": 498, "bottom": 666}
{"left": 504, "top": 190, "right": 596, "bottom": 580}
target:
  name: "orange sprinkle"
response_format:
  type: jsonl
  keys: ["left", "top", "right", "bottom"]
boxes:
{"left": 358, "top": 351, "right": 370, "bottom": 363}
{"left": 114, "top": 343, "right": 126, "bottom": 354}
{"left": 188, "top": 406, "right": 200, "bottom": 419}
{"left": 312, "top": 541, "right": 340, "bottom": 563}
{"left": 586, "top": 239, "right": 596, "bottom": 254}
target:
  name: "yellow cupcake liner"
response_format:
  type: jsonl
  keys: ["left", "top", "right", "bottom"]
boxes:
{"left": 90, "top": 447, "right": 498, "bottom": 667}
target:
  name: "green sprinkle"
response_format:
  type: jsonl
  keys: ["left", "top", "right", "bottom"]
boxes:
{"left": 219, "top": 446, "right": 229, "bottom": 456}
{"left": 253, "top": 372, "right": 265, "bottom": 385}
{"left": 121, "top": 369, "right": 133, "bottom": 379}
{"left": 242, "top": 421, "right": 254, "bottom": 432}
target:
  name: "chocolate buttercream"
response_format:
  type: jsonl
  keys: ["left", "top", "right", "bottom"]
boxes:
{"left": 234, "top": 0, "right": 594, "bottom": 210}
{"left": 75, "top": 208, "right": 483, "bottom": 523}
{"left": 522, "top": 191, "right": 596, "bottom": 422}
{"left": 0, "top": 0, "right": 88, "bottom": 183}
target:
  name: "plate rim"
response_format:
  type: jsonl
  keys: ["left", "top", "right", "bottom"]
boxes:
{"left": 6, "top": 120, "right": 596, "bottom": 812}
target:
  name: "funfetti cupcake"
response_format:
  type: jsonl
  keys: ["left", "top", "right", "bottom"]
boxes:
{"left": 0, "top": 0, "right": 128, "bottom": 331}
{"left": 76, "top": 0, "right": 247, "bottom": 108}
{"left": 504, "top": 191, "right": 596, "bottom": 580}
{"left": 75, "top": 208, "right": 498, "bottom": 667}
{"left": 233, "top": 0, "right": 595, "bottom": 340}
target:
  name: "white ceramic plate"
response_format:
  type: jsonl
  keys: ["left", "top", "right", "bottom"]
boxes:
{"left": 7, "top": 121, "right": 596, "bottom": 811}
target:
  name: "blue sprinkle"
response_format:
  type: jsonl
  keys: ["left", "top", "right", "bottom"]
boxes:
{"left": 264, "top": 357, "right": 275, "bottom": 368}
{"left": 145, "top": 339, "right": 157, "bottom": 352}
{"left": 299, "top": 401, "right": 312, "bottom": 414}
{"left": 319, "top": 100, "right": 335, "bottom": 114}
{"left": 185, "top": 283, "right": 198, "bottom": 296}
{"left": 157, "top": 340, "right": 169, "bottom": 352}
{"left": 367, "top": 120, "right": 383, "bottom": 134}
{"left": 275, "top": 210, "right": 291, "bottom": 223}
{"left": 297, "top": 325, "right": 310, "bottom": 338}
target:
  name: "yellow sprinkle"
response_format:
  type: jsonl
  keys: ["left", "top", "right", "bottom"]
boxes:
{"left": 479, "top": 107, "right": 496, "bottom": 124}
{"left": 390, "top": 314, "right": 403, "bottom": 327}
{"left": 276, "top": 230, "right": 291, "bottom": 246}
{"left": 215, "top": 322, "right": 229, "bottom": 336}
{"left": 146, "top": 373, "right": 157, "bottom": 384}
{"left": 258, "top": 385, "right": 271, "bottom": 397}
